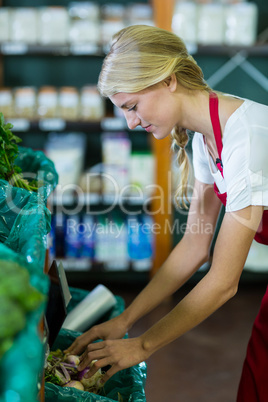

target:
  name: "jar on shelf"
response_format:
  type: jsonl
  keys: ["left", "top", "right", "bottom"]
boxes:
{"left": 10, "top": 8, "right": 38, "bottom": 44}
{"left": 197, "top": 2, "right": 225, "bottom": 45}
{"left": 125, "top": 3, "right": 154, "bottom": 26}
{"left": 38, "top": 7, "right": 69, "bottom": 45}
{"left": 225, "top": 2, "right": 258, "bottom": 46}
{"left": 68, "top": 2, "right": 100, "bottom": 45}
{"left": 101, "top": 4, "right": 126, "bottom": 51}
{"left": 0, "top": 8, "right": 10, "bottom": 42}
{"left": 58, "top": 87, "right": 79, "bottom": 120}
{"left": 102, "top": 132, "right": 131, "bottom": 167}
{"left": 37, "top": 86, "right": 58, "bottom": 118}
{"left": 172, "top": 1, "right": 198, "bottom": 50}
{"left": 14, "top": 87, "right": 36, "bottom": 119}
{"left": 0, "top": 88, "right": 14, "bottom": 118}
{"left": 80, "top": 86, "right": 105, "bottom": 121}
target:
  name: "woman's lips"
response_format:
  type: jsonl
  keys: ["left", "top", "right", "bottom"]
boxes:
{"left": 144, "top": 125, "right": 152, "bottom": 132}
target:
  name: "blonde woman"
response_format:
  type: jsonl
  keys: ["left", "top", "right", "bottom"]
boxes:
{"left": 66, "top": 25, "right": 268, "bottom": 401}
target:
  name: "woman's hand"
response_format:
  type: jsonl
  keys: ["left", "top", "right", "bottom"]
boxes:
{"left": 77, "top": 336, "right": 149, "bottom": 385}
{"left": 64, "top": 314, "right": 129, "bottom": 356}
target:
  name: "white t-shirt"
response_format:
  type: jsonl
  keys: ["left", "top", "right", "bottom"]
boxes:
{"left": 192, "top": 98, "right": 268, "bottom": 212}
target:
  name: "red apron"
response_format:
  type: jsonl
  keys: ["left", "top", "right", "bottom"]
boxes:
{"left": 208, "top": 92, "right": 268, "bottom": 402}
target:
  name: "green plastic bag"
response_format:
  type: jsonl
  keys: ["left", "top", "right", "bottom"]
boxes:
{"left": 0, "top": 242, "right": 48, "bottom": 402}
{"left": 45, "top": 287, "right": 147, "bottom": 402}
{"left": 0, "top": 145, "right": 58, "bottom": 288}
{"left": 0, "top": 146, "right": 58, "bottom": 401}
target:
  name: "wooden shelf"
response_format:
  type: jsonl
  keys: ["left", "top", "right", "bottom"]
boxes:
{"left": 1, "top": 41, "right": 267, "bottom": 58}
{"left": 8, "top": 117, "right": 145, "bottom": 133}
{"left": 0, "top": 42, "right": 104, "bottom": 56}
{"left": 193, "top": 43, "right": 268, "bottom": 57}
{"left": 65, "top": 268, "right": 150, "bottom": 288}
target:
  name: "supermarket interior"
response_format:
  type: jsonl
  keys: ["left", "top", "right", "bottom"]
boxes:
{"left": 0, "top": 0, "right": 267, "bottom": 401}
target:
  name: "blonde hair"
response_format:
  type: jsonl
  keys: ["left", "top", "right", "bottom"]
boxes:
{"left": 98, "top": 25, "right": 211, "bottom": 208}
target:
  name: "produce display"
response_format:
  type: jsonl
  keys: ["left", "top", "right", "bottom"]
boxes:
{"left": 0, "top": 259, "right": 44, "bottom": 358}
{"left": 0, "top": 112, "right": 42, "bottom": 191}
{"left": 45, "top": 349, "right": 104, "bottom": 394}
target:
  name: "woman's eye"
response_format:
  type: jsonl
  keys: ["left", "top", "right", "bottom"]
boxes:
{"left": 128, "top": 105, "right": 137, "bottom": 112}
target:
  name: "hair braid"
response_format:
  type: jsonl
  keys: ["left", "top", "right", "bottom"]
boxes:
{"left": 171, "top": 125, "right": 190, "bottom": 209}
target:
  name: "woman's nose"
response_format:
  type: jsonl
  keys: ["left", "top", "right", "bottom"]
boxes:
{"left": 125, "top": 113, "right": 140, "bottom": 130}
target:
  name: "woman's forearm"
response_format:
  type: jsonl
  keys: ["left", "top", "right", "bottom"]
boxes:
{"left": 121, "top": 182, "right": 221, "bottom": 333}
{"left": 139, "top": 207, "right": 260, "bottom": 356}
{"left": 139, "top": 269, "right": 236, "bottom": 355}
{"left": 121, "top": 235, "right": 209, "bottom": 330}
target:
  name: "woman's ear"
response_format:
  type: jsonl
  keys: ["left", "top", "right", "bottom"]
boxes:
{"left": 164, "top": 73, "right": 177, "bottom": 93}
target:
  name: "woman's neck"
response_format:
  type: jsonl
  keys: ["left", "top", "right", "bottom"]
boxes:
{"left": 179, "top": 89, "right": 243, "bottom": 140}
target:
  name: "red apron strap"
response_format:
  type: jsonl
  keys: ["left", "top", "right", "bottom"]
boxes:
{"left": 209, "top": 92, "right": 223, "bottom": 160}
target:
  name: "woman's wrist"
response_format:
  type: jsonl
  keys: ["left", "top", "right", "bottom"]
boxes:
{"left": 120, "top": 307, "right": 135, "bottom": 331}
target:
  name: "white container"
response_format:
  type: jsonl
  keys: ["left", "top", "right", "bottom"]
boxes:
{"left": 101, "top": 4, "right": 126, "bottom": 48}
{"left": 10, "top": 8, "right": 38, "bottom": 43}
{"left": 45, "top": 132, "right": 86, "bottom": 191}
{"left": 197, "top": 3, "right": 225, "bottom": 45}
{"left": 126, "top": 3, "right": 154, "bottom": 26}
{"left": 0, "top": 88, "right": 13, "bottom": 118}
{"left": 68, "top": 1, "right": 100, "bottom": 21}
{"left": 38, "top": 7, "right": 69, "bottom": 45}
{"left": 0, "top": 8, "right": 10, "bottom": 42}
{"left": 37, "top": 86, "right": 58, "bottom": 118}
{"left": 58, "top": 87, "right": 79, "bottom": 120}
{"left": 225, "top": 2, "right": 258, "bottom": 46}
{"left": 62, "top": 285, "right": 117, "bottom": 332}
{"left": 69, "top": 20, "right": 100, "bottom": 45}
{"left": 172, "top": 1, "right": 198, "bottom": 47}
{"left": 129, "top": 152, "right": 155, "bottom": 194}
{"left": 14, "top": 87, "right": 36, "bottom": 118}
{"left": 68, "top": 2, "right": 100, "bottom": 44}
{"left": 80, "top": 86, "right": 105, "bottom": 120}
{"left": 102, "top": 164, "right": 129, "bottom": 194}
{"left": 102, "top": 132, "right": 131, "bottom": 167}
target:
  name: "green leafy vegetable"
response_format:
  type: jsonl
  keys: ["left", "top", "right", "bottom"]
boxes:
{"left": 0, "top": 259, "right": 44, "bottom": 359}
{"left": 45, "top": 349, "right": 104, "bottom": 394}
{"left": 0, "top": 112, "right": 39, "bottom": 191}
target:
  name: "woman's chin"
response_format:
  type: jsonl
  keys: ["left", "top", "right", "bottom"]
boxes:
{"left": 152, "top": 131, "right": 170, "bottom": 140}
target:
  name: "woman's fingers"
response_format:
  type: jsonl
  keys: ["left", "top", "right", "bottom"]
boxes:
{"left": 64, "top": 329, "right": 99, "bottom": 355}
{"left": 77, "top": 337, "right": 146, "bottom": 385}
{"left": 78, "top": 341, "right": 108, "bottom": 371}
{"left": 100, "top": 364, "right": 122, "bottom": 385}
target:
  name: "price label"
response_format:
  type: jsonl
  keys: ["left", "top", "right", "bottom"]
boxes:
{"left": 79, "top": 193, "right": 100, "bottom": 205}
{"left": 101, "top": 118, "right": 126, "bottom": 131}
{"left": 70, "top": 43, "right": 99, "bottom": 55}
{"left": 103, "top": 194, "right": 118, "bottom": 205}
{"left": 39, "top": 118, "right": 66, "bottom": 131}
{"left": 1, "top": 42, "right": 28, "bottom": 55}
{"left": 132, "top": 259, "right": 151, "bottom": 272}
{"left": 62, "top": 258, "right": 91, "bottom": 271}
{"left": 8, "top": 119, "right": 30, "bottom": 132}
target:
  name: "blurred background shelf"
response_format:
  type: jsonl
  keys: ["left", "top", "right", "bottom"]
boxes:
{"left": 0, "top": 0, "right": 267, "bottom": 286}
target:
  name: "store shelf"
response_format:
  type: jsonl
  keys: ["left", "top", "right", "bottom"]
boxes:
{"left": 8, "top": 117, "right": 145, "bottom": 133}
{"left": 194, "top": 43, "right": 268, "bottom": 57}
{"left": 50, "top": 191, "right": 153, "bottom": 207}
{"left": 64, "top": 266, "right": 150, "bottom": 288}
{"left": 1, "top": 41, "right": 267, "bottom": 58}
{"left": 0, "top": 42, "right": 104, "bottom": 56}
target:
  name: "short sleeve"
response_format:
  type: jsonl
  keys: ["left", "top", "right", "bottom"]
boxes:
{"left": 222, "top": 101, "right": 268, "bottom": 212}
{"left": 225, "top": 121, "right": 268, "bottom": 212}
{"left": 192, "top": 133, "right": 214, "bottom": 185}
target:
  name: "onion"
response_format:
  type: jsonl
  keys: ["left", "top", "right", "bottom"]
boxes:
{"left": 77, "top": 360, "right": 104, "bottom": 391}
{"left": 78, "top": 368, "right": 90, "bottom": 381}
{"left": 63, "top": 380, "right": 84, "bottom": 391}
{"left": 64, "top": 354, "right": 80, "bottom": 366}
{"left": 80, "top": 368, "right": 103, "bottom": 390}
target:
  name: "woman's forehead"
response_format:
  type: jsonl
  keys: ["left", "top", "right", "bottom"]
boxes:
{"left": 110, "top": 92, "right": 137, "bottom": 108}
